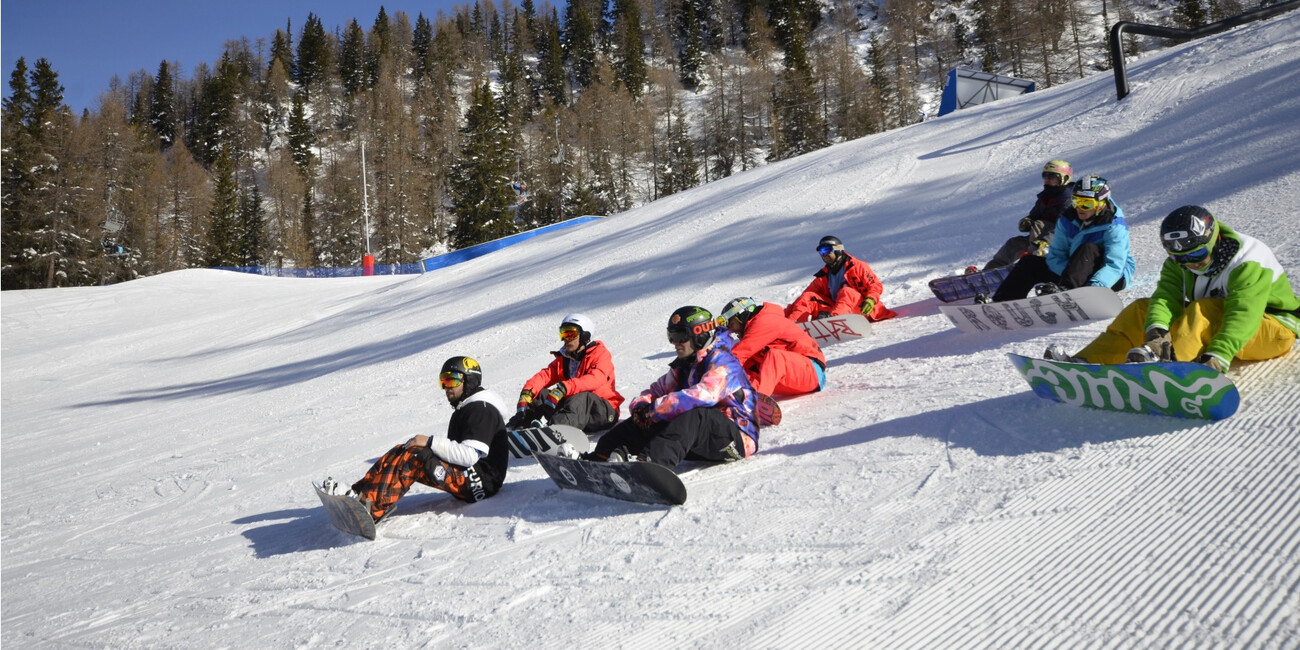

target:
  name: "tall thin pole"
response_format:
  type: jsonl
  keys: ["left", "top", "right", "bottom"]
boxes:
{"left": 360, "top": 140, "right": 372, "bottom": 257}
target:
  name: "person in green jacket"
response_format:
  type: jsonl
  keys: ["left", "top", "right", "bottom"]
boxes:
{"left": 1045, "top": 205, "right": 1300, "bottom": 370}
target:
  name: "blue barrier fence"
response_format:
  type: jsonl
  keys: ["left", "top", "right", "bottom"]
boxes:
{"left": 216, "top": 216, "right": 602, "bottom": 279}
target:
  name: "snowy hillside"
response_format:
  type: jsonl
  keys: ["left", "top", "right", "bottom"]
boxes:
{"left": 4, "top": 13, "right": 1299, "bottom": 648}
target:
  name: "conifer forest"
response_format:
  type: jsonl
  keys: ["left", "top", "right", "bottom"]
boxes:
{"left": 1, "top": 0, "right": 1238, "bottom": 289}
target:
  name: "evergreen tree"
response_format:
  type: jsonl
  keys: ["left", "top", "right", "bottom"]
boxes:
{"left": 611, "top": 0, "right": 647, "bottom": 98}
{"left": 538, "top": 10, "right": 568, "bottom": 104}
{"left": 269, "top": 23, "right": 295, "bottom": 78}
{"left": 207, "top": 148, "right": 241, "bottom": 266}
{"left": 449, "top": 82, "right": 518, "bottom": 248}
{"left": 413, "top": 13, "right": 434, "bottom": 84}
{"left": 1175, "top": 0, "right": 1208, "bottom": 27}
{"left": 287, "top": 90, "right": 315, "bottom": 177}
{"left": 679, "top": 2, "right": 706, "bottom": 89}
{"left": 769, "top": 67, "right": 828, "bottom": 161}
{"left": 661, "top": 101, "right": 699, "bottom": 195}
{"left": 149, "top": 61, "right": 177, "bottom": 150}
{"left": 2, "top": 58, "right": 38, "bottom": 289}
{"left": 340, "top": 19, "right": 368, "bottom": 96}
{"left": 296, "top": 13, "right": 332, "bottom": 93}
{"left": 239, "top": 183, "right": 266, "bottom": 266}
{"left": 564, "top": 2, "right": 598, "bottom": 89}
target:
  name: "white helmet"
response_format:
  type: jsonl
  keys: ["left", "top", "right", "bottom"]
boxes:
{"left": 561, "top": 313, "right": 595, "bottom": 345}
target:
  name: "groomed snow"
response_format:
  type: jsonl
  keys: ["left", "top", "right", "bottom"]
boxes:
{"left": 4, "top": 13, "right": 1299, "bottom": 648}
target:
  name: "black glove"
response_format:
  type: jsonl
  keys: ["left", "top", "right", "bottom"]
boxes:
{"left": 506, "top": 410, "right": 534, "bottom": 429}
{"left": 631, "top": 402, "right": 654, "bottom": 429}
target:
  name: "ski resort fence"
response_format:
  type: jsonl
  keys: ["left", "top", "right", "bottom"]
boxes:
{"left": 216, "top": 216, "right": 602, "bottom": 279}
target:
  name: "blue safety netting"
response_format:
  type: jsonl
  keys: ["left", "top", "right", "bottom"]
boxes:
{"left": 215, "top": 216, "right": 603, "bottom": 278}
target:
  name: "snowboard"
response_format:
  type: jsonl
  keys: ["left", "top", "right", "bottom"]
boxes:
{"left": 929, "top": 266, "right": 1012, "bottom": 303}
{"left": 798, "top": 312, "right": 872, "bottom": 346}
{"left": 313, "top": 481, "right": 377, "bottom": 540}
{"left": 939, "top": 286, "right": 1123, "bottom": 333}
{"left": 533, "top": 453, "right": 687, "bottom": 506}
{"left": 506, "top": 423, "right": 590, "bottom": 459}
{"left": 1008, "top": 353, "right": 1240, "bottom": 420}
{"left": 755, "top": 392, "right": 782, "bottom": 427}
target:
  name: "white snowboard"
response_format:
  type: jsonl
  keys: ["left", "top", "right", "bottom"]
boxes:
{"left": 938, "top": 286, "right": 1123, "bottom": 333}
{"left": 797, "top": 313, "right": 872, "bottom": 346}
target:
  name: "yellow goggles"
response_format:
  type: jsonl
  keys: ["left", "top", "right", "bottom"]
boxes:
{"left": 1073, "top": 196, "right": 1101, "bottom": 210}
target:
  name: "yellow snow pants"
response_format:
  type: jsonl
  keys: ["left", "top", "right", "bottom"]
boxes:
{"left": 1076, "top": 298, "right": 1296, "bottom": 365}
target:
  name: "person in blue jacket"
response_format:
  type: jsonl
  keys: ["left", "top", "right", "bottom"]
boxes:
{"left": 986, "top": 175, "right": 1136, "bottom": 302}
{"left": 583, "top": 306, "right": 759, "bottom": 470}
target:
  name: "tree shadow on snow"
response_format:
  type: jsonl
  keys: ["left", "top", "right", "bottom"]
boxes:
{"left": 771, "top": 392, "right": 1205, "bottom": 459}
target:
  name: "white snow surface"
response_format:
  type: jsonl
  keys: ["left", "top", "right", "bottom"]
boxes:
{"left": 5, "top": 15, "right": 1300, "bottom": 649}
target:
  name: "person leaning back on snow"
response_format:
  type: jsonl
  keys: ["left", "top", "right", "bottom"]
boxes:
{"left": 785, "top": 235, "right": 897, "bottom": 322}
{"left": 981, "top": 159, "right": 1075, "bottom": 271}
{"left": 320, "top": 356, "right": 511, "bottom": 522}
{"left": 1046, "top": 205, "right": 1300, "bottom": 370}
{"left": 718, "top": 296, "right": 826, "bottom": 399}
{"left": 583, "top": 306, "right": 759, "bottom": 470}
{"left": 509, "top": 313, "right": 624, "bottom": 434}
{"left": 986, "top": 175, "right": 1136, "bottom": 303}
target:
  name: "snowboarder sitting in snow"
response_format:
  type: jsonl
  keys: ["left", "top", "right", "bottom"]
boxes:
{"left": 583, "top": 306, "right": 759, "bottom": 470}
{"left": 508, "top": 313, "right": 623, "bottom": 433}
{"left": 321, "top": 356, "right": 510, "bottom": 522}
{"left": 719, "top": 296, "right": 826, "bottom": 398}
{"left": 986, "top": 175, "right": 1135, "bottom": 303}
{"left": 785, "top": 235, "right": 896, "bottom": 322}
{"left": 1045, "top": 205, "right": 1300, "bottom": 370}
{"left": 980, "top": 159, "right": 1075, "bottom": 271}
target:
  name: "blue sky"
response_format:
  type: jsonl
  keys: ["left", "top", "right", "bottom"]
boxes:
{"left": 2, "top": 1, "right": 469, "bottom": 113}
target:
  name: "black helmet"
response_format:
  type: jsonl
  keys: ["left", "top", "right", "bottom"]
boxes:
{"left": 1160, "top": 205, "right": 1218, "bottom": 256}
{"left": 667, "top": 305, "right": 717, "bottom": 349}
{"left": 720, "top": 297, "right": 760, "bottom": 332}
{"left": 816, "top": 235, "right": 844, "bottom": 255}
{"left": 440, "top": 355, "right": 483, "bottom": 392}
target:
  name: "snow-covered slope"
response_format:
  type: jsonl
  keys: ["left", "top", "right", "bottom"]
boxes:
{"left": 4, "top": 13, "right": 1299, "bottom": 648}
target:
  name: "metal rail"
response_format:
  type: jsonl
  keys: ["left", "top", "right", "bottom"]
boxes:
{"left": 1109, "top": 0, "right": 1300, "bottom": 100}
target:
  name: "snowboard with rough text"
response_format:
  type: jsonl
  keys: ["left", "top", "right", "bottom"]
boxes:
{"left": 940, "top": 286, "right": 1123, "bottom": 333}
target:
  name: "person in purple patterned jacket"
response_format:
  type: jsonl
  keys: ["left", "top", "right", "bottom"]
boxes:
{"left": 583, "top": 306, "right": 759, "bottom": 470}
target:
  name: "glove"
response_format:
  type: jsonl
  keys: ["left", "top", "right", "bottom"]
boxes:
{"left": 1142, "top": 328, "right": 1175, "bottom": 362}
{"left": 536, "top": 384, "right": 566, "bottom": 416}
{"left": 859, "top": 297, "right": 876, "bottom": 316}
{"left": 1198, "top": 354, "right": 1227, "bottom": 373}
{"left": 506, "top": 410, "right": 533, "bottom": 429}
{"left": 1031, "top": 239, "right": 1050, "bottom": 256}
{"left": 1018, "top": 217, "right": 1034, "bottom": 233}
{"left": 631, "top": 402, "right": 654, "bottom": 429}
{"left": 516, "top": 389, "right": 535, "bottom": 414}
{"left": 815, "top": 310, "right": 831, "bottom": 320}
{"left": 542, "top": 384, "right": 566, "bottom": 407}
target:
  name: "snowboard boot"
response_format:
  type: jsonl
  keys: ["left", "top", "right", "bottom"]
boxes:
{"left": 1033, "top": 282, "right": 1064, "bottom": 296}
{"left": 973, "top": 292, "right": 993, "bottom": 305}
{"left": 1044, "top": 344, "right": 1084, "bottom": 364}
{"left": 606, "top": 446, "right": 648, "bottom": 463}
{"left": 964, "top": 265, "right": 979, "bottom": 275}
{"left": 1126, "top": 346, "right": 1160, "bottom": 363}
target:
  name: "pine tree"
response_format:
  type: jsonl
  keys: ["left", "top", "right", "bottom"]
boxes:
{"left": 2, "top": 58, "right": 38, "bottom": 289}
{"left": 149, "top": 61, "right": 177, "bottom": 150}
{"left": 564, "top": 2, "right": 598, "bottom": 89}
{"left": 538, "top": 11, "right": 568, "bottom": 105}
{"left": 340, "top": 19, "right": 368, "bottom": 95}
{"left": 449, "top": 82, "right": 518, "bottom": 248}
{"left": 207, "top": 148, "right": 241, "bottom": 266}
{"left": 296, "top": 13, "right": 332, "bottom": 94}
{"left": 287, "top": 90, "right": 315, "bottom": 177}
{"left": 270, "top": 23, "right": 295, "bottom": 78}
{"left": 661, "top": 101, "right": 699, "bottom": 195}
{"left": 239, "top": 183, "right": 266, "bottom": 266}
{"left": 679, "top": 2, "right": 706, "bottom": 89}
{"left": 611, "top": 0, "right": 647, "bottom": 98}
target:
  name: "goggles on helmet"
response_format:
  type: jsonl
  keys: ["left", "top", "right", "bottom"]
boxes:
{"left": 438, "top": 371, "right": 465, "bottom": 388}
{"left": 1169, "top": 243, "right": 1211, "bottom": 265}
{"left": 559, "top": 324, "right": 581, "bottom": 341}
{"left": 1073, "top": 196, "right": 1101, "bottom": 211}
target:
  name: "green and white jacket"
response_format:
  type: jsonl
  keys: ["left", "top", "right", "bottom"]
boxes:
{"left": 1146, "top": 223, "right": 1300, "bottom": 365}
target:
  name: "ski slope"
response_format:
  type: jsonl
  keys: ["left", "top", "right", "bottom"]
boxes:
{"left": 4, "top": 13, "right": 1299, "bottom": 648}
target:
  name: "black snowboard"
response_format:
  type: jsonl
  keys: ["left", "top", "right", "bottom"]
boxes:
{"left": 533, "top": 453, "right": 687, "bottom": 506}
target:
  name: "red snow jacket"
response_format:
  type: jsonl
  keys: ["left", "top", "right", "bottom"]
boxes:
{"left": 522, "top": 340, "right": 625, "bottom": 412}
{"left": 730, "top": 302, "right": 826, "bottom": 372}
{"left": 785, "top": 253, "right": 896, "bottom": 322}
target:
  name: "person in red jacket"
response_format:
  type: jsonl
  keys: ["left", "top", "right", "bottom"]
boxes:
{"left": 785, "top": 235, "right": 897, "bottom": 322}
{"left": 508, "top": 313, "right": 624, "bottom": 433}
{"left": 720, "top": 297, "right": 826, "bottom": 397}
